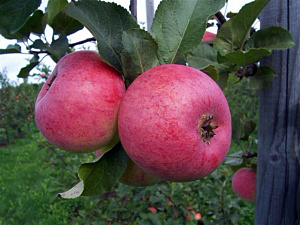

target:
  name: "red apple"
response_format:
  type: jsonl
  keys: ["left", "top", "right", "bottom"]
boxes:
{"left": 118, "top": 64, "right": 231, "bottom": 182}
{"left": 96, "top": 150, "right": 162, "bottom": 187}
{"left": 232, "top": 167, "right": 256, "bottom": 202}
{"left": 35, "top": 50, "right": 125, "bottom": 153}
{"left": 202, "top": 31, "right": 216, "bottom": 43}
{"left": 147, "top": 207, "right": 157, "bottom": 214}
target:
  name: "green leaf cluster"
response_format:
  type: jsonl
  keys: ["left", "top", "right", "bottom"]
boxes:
{"left": 0, "top": 0, "right": 84, "bottom": 78}
{"left": 188, "top": 0, "right": 294, "bottom": 88}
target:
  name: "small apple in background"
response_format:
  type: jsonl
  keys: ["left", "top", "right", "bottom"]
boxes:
{"left": 96, "top": 150, "right": 162, "bottom": 187}
{"left": 118, "top": 64, "right": 231, "bottom": 182}
{"left": 202, "top": 31, "right": 216, "bottom": 43}
{"left": 232, "top": 167, "right": 256, "bottom": 202}
{"left": 35, "top": 50, "right": 125, "bottom": 153}
{"left": 147, "top": 207, "right": 157, "bottom": 214}
{"left": 165, "top": 200, "right": 173, "bottom": 207}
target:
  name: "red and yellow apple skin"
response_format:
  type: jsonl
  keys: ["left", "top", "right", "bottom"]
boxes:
{"left": 96, "top": 150, "right": 162, "bottom": 187}
{"left": 232, "top": 168, "right": 256, "bottom": 202}
{"left": 35, "top": 50, "right": 125, "bottom": 153}
{"left": 202, "top": 31, "right": 216, "bottom": 43}
{"left": 118, "top": 64, "right": 231, "bottom": 182}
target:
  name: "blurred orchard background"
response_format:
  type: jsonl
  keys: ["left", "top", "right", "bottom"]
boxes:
{"left": 0, "top": 0, "right": 259, "bottom": 224}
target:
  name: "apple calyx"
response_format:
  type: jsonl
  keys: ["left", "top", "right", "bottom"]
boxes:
{"left": 197, "top": 114, "right": 218, "bottom": 143}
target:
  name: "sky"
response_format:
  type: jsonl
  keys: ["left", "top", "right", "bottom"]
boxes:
{"left": 0, "top": 0, "right": 255, "bottom": 84}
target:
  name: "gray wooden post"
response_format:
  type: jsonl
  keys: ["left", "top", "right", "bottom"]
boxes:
{"left": 146, "top": 0, "right": 155, "bottom": 33}
{"left": 129, "top": 0, "right": 137, "bottom": 20}
{"left": 255, "top": 0, "right": 300, "bottom": 224}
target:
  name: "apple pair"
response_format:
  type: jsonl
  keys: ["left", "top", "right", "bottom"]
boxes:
{"left": 35, "top": 36, "right": 231, "bottom": 185}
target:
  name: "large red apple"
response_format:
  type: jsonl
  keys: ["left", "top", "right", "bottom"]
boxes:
{"left": 118, "top": 64, "right": 231, "bottom": 182}
{"left": 96, "top": 150, "right": 162, "bottom": 187}
{"left": 232, "top": 168, "right": 256, "bottom": 202}
{"left": 35, "top": 50, "right": 125, "bottom": 153}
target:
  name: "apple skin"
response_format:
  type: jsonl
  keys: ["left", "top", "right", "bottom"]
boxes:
{"left": 35, "top": 50, "right": 125, "bottom": 153}
{"left": 232, "top": 168, "right": 256, "bottom": 202}
{"left": 96, "top": 150, "right": 162, "bottom": 187}
{"left": 118, "top": 64, "right": 231, "bottom": 182}
{"left": 202, "top": 31, "right": 216, "bottom": 43}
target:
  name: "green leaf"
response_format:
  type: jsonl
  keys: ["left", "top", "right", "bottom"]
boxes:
{"left": 201, "top": 65, "right": 219, "bottom": 81}
{"left": 246, "top": 26, "right": 295, "bottom": 50}
{"left": 23, "top": 10, "right": 47, "bottom": 36}
{"left": 231, "top": 116, "right": 242, "bottom": 142}
{"left": 187, "top": 43, "right": 227, "bottom": 71}
{"left": 240, "top": 118, "right": 256, "bottom": 141}
{"left": 47, "top": 0, "right": 83, "bottom": 35}
{"left": 30, "top": 40, "right": 48, "bottom": 50}
{"left": 217, "top": 72, "right": 229, "bottom": 90}
{"left": 17, "top": 62, "right": 39, "bottom": 78}
{"left": 52, "top": 12, "right": 84, "bottom": 35}
{"left": 48, "top": 34, "right": 69, "bottom": 62}
{"left": 214, "top": 0, "right": 269, "bottom": 53}
{"left": 152, "top": 0, "right": 225, "bottom": 64}
{"left": 232, "top": 113, "right": 257, "bottom": 142}
{"left": 2, "top": 10, "right": 47, "bottom": 40}
{"left": 0, "top": 44, "right": 21, "bottom": 54}
{"left": 59, "top": 181, "right": 84, "bottom": 199}
{"left": 217, "top": 48, "right": 271, "bottom": 67}
{"left": 248, "top": 66, "right": 276, "bottom": 89}
{"left": 0, "top": 0, "right": 41, "bottom": 35}
{"left": 59, "top": 143, "right": 128, "bottom": 198}
{"left": 66, "top": 1, "right": 139, "bottom": 73}
{"left": 47, "top": 0, "right": 67, "bottom": 25}
{"left": 121, "top": 29, "right": 159, "bottom": 84}
{"left": 223, "top": 152, "right": 243, "bottom": 166}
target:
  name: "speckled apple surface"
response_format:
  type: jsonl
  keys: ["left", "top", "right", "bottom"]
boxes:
{"left": 232, "top": 168, "right": 256, "bottom": 202}
{"left": 118, "top": 64, "right": 231, "bottom": 182}
{"left": 35, "top": 50, "right": 125, "bottom": 153}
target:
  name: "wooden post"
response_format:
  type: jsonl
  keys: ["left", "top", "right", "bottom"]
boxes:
{"left": 255, "top": 0, "right": 300, "bottom": 224}
{"left": 129, "top": 0, "right": 137, "bottom": 20}
{"left": 146, "top": 0, "right": 155, "bottom": 33}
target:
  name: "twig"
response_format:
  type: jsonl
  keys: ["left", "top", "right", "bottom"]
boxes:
{"left": 215, "top": 11, "right": 227, "bottom": 25}
{"left": 157, "top": 190, "right": 179, "bottom": 209}
{"left": 69, "top": 37, "right": 96, "bottom": 47}
{"left": 29, "top": 37, "right": 96, "bottom": 55}
{"left": 242, "top": 152, "right": 257, "bottom": 159}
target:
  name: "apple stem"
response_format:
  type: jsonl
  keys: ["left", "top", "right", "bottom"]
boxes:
{"left": 197, "top": 114, "right": 218, "bottom": 144}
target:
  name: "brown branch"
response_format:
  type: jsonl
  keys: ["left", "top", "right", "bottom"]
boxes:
{"left": 69, "top": 37, "right": 96, "bottom": 47}
{"left": 215, "top": 11, "right": 227, "bottom": 25}
{"left": 29, "top": 37, "right": 96, "bottom": 55}
{"left": 242, "top": 152, "right": 257, "bottom": 159}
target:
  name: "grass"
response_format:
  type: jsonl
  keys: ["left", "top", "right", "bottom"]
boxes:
{"left": 0, "top": 132, "right": 255, "bottom": 225}
{"left": 0, "top": 135, "right": 86, "bottom": 225}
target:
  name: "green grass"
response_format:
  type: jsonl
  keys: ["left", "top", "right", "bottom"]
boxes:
{"left": 0, "top": 135, "right": 85, "bottom": 225}
{"left": 0, "top": 132, "right": 255, "bottom": 225}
